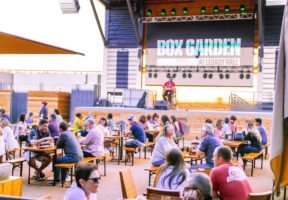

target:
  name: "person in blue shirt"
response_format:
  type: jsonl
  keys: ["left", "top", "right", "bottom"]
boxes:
{"left": 0, "top": 108, "right": 11, "bottom": 122}
{"left": 125, "top": 116, "right": 146, "bottom": 148}
{"left": 26, "top": 112, "right": 34, "bottom": 125}
{"left": 189, "top": 123, "right": 222, "bottom": 172}
{"left": 255, "top": 118, "right": 268, "bottom": 145}
{"left": 39, "top": 102, "right": 48, "bottom": 119}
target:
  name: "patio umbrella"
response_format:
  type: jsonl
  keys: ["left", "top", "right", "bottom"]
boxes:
{"left": 270, "top": 1, "right": 288, "bottom": 192}
{"left": 0, "top": 31, "right": 83, "bottom": 55}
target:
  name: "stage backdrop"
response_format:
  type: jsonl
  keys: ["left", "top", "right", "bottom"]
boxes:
{"left": 145, "top": 20, "right": 255, "bottom": 86}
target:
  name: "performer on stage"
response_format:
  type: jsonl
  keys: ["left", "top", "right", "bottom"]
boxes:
{"left": 162, "top": 78, "right": 175, "bottom": 103}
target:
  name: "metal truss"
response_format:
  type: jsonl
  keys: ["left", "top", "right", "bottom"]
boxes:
{"left": 142, "top": 13, "right": 254, "bottom": 23}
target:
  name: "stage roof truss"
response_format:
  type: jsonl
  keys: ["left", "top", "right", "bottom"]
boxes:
{"left": 142, "top": 13, "right": 254, "bottom": 23}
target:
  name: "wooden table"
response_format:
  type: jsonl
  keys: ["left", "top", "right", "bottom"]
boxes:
{"left": 105, "top": 135, "right": 124, "bottom": 165}
{"left": 223, "top": 140, "right": 247, "bottom": 160}
{"left": 145, "top": 130, "right": 161, "bottom": 141}
{"left": 183, "top": 152, "right": 205, "bottom": 166}
{"left": 0, "top": 176, "right": 22, "bottom": 196}
{"left": 22, "top": 147, "right": 57, "bottom": 185}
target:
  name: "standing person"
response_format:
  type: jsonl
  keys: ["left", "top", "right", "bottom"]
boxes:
{"left": 255, "top": 118, "right": 268, "bottom": 145}
{"left": 107, "top": 113, "right": 115, "bottom": 132}
{"left": 63, "top": 163, "right": 100, "bottom": 200}
{"left": 54, "top": 121, "right": 83, "bottom": 184}
{"left": 26, "top": 112, "right": 34, "bottom": 125}
{"left": 151, "top": 123, "right": 178, "bottom": 166}
{"left": 171, "top": 116, "right": 184, "bottom": 137}
{"left": 79, "top": 118, "right": 105, "bottom": 158}
{"left": 39, "top": 102, "right": 48, "bottom": 119}
{"left": 0, "top": 119, "right": 19, "bottom": 152}
{"left": 48, "top": 114, "right": 60, "bottom": 138}
{"left": 214, "top": 119, "right": 224, "bottom": 139}
{"left": 162, "top": 78, "right": 176, "bottom": 103}
{"left": 210, "top": 146, "right": 252, "bottom": 200}
{"left": 125, "top": 116, "right": 146, "bottom": 148}
{"left": 0, "top": 108, "right": 11, "bottom": 122}
{"left": 189, "top": 123, "right": 221, "bottom": 171}
{"left": 154, "top": 148, "right": 188, "bottom": 191}
{"left": 24, "top": 119, "right": 52, "bottom": 180}
{"left": 54, "top": 109, "right": 63, "bottom": 126}
{"left": 15, "top": 113, "right": 28, "bottom": 142}
{"left": 73, "top": 113, "right": 85, "bottom": 135}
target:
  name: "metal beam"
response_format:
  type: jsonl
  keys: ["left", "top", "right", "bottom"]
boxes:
{"left": 98, "top": 0, "right": 110, "bottom": 8}
{"left": 90, "top": 0, "right": 107, "bottom": 46}
{"left": 126, "top": 0, "right": 141, "bottom": 45}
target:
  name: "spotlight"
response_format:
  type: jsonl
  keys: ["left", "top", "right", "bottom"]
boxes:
{"left": 148, "top": 72, "right": 152, "bottom": 78}
{"left": 147, "top": 9, "right": 152, "bottom": 16}
{"left": 208, "top": 74, "right": 213, "bottom": 79}
{"left": 219, "top": 74, "right": 224, "bottom": 79}
{"left": 213, "top": 6, "right": 219, "bottom": 13}
{"left": 240, "top": 5, "right": 246, "bottom": 13}
{"left": 188, "top": 73, "right": 192, "bottom": 79}
{"left": 246, "top": 74, "right": 251, "bottom": 79}
{"left": 161, "top": 9, "right": 166, "bottom": 15}
{"left": 224, "top": 6, "right": 230, "bottom": 13}
{"left": 154, "top": 73, "right": 158, "bottom": 78}
{"left": 201, "top": 7, "right": 206, "bottom": 14}
{"left": 203, "top": 73, "right": 208, "bottom": 79}
{"left": 240, "top": 73, "right": 244, "bottom": 79}
{"left": 182, "top": 73, "right": 187, "bottom": 79}
{"left": 172, "top": 73, "right": 176, "bottom": 78}
{"left": 166, "top": 73, "right": 171, "bottom": 78}
{"left": 182, "top": 7, "right": 188, "bottom": 15}
{"left": 225, "top": 74, "right": 230, "bottom": 79}
{"left": 171, "top": 8, "right": 176, "bottom": 15}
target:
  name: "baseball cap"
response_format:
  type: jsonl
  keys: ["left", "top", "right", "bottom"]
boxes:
{"left": 128, "top": 116, "right": 137, "bottom": 122}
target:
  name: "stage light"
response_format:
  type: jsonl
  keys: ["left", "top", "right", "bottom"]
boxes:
{"left": 224, "top": 6, "right": 230, "bottom": 13}
{"left": 147, "top": 9, "right": 152, "bottom": 16}
{"left": 154, "top": 73, "right": 158, "bottom": 78}
{"left": 225, "top": 74, "right": 230, "bottom": 79}
{"left": 240, "top": 73, "right": 244, "bottom": 79}
{"left": 188, "top": 73, "right": 192, "bottom": 79}
{"left": 246, "top": 74, "right": 251, "bottom": 79}
{"left": 182, "top": 7, "right": 188, "bottom": 15}
{"left": 161, "top": 9, "right": 166, "bottom": 15}
{"left": 201, "top": 7, "right": 206, "bottom": 14}
{"left": 219, "top": 74, "right": 224, "bottom": 79}
{"left": 171, "top": 8, "right": 176, "bottom": 15}
{"left": 166, "top": 73, "right": 171, "bottom": 78}
{"left": 172, "top": 73, "right": 176, "bottom": 78}
{"left": 208, "top": 74, "right": 213, "bottom": 79}
{"left": 182, "top": 72, "right": 187, "bottom": 79}
{"left": 148, "top": 72, "right": 152, "bottom": 78}
{"left": 213, "top": 6, "right": 219, "bottom": 13}
{"left": 240, "top": 5, "right": 246, "bottom": 13}
{"left": 203, "top": 73, "right": 208, "bottom": 79}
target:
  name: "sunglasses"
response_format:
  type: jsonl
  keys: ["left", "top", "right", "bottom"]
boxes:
{"left": 88, "top": 177, "right": 101, "bottom": 183}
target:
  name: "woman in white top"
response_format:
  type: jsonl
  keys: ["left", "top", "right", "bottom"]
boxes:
{"left": 151, "top": 122, "right": 178, "bottom": 166}
{"left": 154, "top": 148, "right": 188, "bottom": 191}
{"left": 0, "top": 119, "right": 19, "bottom": 151}
{"left": 0, "top": 128, "right": 5, "bottom": 163}
{"left": 64, "top": 163, "right": 100, "bottom": 200}
{"left": 15, "top": 113, "right": 27, "bottom": 141}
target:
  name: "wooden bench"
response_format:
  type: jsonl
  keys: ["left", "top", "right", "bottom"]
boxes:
{"left": 123, "top": 142, "right": 155, "bottom": 165}
{"left": 144, "top": 166, "right": 160, "bottom": 186}
{"left": 5, "top": 158, "right": 26, "bottom": 177}
{"left": 140, "top": 142, "right": 155, "bottom": 159}
{"left": 242, "top": 150, "right": 264, "bottom": 176}
{"left": 123, "top": 147, "right": 136, "bottom": 166}
{"left": 261, "top": 143, "right": 270, "bottom": 159}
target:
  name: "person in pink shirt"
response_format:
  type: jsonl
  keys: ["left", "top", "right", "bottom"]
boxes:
{"left": 214, "top": 119, "right": 224, "bottom": 139}
{"left": 210, "top": 146, "right": 252, "bottom": 200}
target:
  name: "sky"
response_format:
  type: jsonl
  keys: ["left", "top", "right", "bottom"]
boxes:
{"left": 0, "top": 0, "right": 105, "bottom": 72}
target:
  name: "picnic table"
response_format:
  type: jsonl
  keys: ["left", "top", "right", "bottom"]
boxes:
{"left": 105, "top": 135, "right": 125, "bottom": 164}
{"left": 183, "top": 152, "right": 205, "bottom": 166}
{"left": 223, "top": 140, "right": 247, "bottom": 160}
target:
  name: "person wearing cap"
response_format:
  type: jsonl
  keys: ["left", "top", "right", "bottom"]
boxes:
{"left": 39, "top": 102, "right": 48, "bottom": 119}
{"left": 151, "top": 123, "right": 178, "bottom": 166}
{"left": 125, "top": 116, "right": 146, "bottom": 148}
{"left": 79, "top": 118, "right": 105, "bottom": 158}
{"left": 162, "top": 78, "right": 176, "bottom": 103}
{"left": 189, "top": 123, "right": 222, "bottom": 172}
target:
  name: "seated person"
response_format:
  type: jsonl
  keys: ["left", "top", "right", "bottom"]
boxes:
{"left": 48, "top": 114, "right": 60, "bottom": 138}
{"left": 54, "top": 122, "right": 83, "bottom": 183}
{"left": 255, "top": 118, "right": 268, "bottom": 145}
{"left": 189, "top": 124, "right": 221, "bottom": 172}
{"left": 162, "top": 78, "right": 175, "bottom": 103}
{"left": 0, "top": 128, "right": 4, "bottom": 163}
{"left": 73, "top": 113, "right": 85, "bottom": 136}
{"left": 214, "top": 119, "right": 224, "bottom": 139}
{"left": 151, "top": 123, "right": 178, "bottom": 166}
{"left": 24, "top": 119, "right": 52, "bottom": 180}
{"left": 210, "top": 146, "right": 252, "bottom": 200}
{"left": 125, "top": 116, "right": 146, "bottom": 148}
{"left": 63, "top": 163, "right": 100, "bottom": 200}
{"left": 171, "top": 116, "right": 184, "bottom": 138}
{"left": 183, "top": 173, "right": 212, "bottom": 200}
{"left": 154, "top": 148, "right": 188, "bottom": 191}
{"left": 238, "top": 122, "right": 262, "bottom": 164}
{"left": 79, "top": 118, "right": 105, "bottom": 157}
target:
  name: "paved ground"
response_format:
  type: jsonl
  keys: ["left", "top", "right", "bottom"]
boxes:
{"left": 17, "top": 149, "right": 282, "bottom": 200}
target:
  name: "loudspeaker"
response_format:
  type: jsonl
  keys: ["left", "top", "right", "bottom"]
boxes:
{"left": 137, "top": 92, "right": 147, "bottom": 108}
{"left": 154, "top": 101, "right": 169, "bottom": 110}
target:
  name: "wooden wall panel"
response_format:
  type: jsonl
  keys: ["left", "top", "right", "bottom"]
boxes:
{"left": 0, "top": 90, "right": 12, "bottom": 115}
{"left": 28, "top": 91, "right": 70, "bottom": 121}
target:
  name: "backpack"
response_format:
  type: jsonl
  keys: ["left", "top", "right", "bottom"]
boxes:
{"left": 178, "top": 120, "right": 185, "bottom": 136}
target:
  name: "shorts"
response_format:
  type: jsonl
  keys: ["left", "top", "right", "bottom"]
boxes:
{"left": 24, "top": 151, "right": 50, "bottom": 162}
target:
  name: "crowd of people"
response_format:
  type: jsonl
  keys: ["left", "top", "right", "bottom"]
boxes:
{"left": 0, "top": 104, "right": 269, "bottom": 199}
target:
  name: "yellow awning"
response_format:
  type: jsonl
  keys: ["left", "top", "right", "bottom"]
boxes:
{"left": 0, "top": 32, "right": 84, "bottom": 55}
